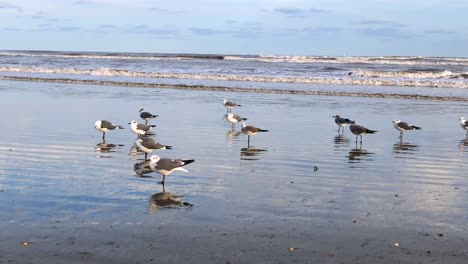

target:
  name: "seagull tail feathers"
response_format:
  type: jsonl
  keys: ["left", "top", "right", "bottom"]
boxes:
{"left": 182, "top": 159, "right": 195, "bottom": 166}
{"left": 149, "top": 125, "right": 157, "bottom": 128}
{"left": 412, "top": 126, "right": 422, "bottom": 130}
{"left": 165, "top": 145, "right": 173, "bottom": 150}
{"left": 242, "top": 118, "right": 248, "bottom": 121}
{"left": 259, "top": 129, "right": 269, "bottom": 132}
{"left": 367, "top": 129, "right": 378, "bottom": 134}
{"left": 117, "top": 125, "right": 125, "bottom": 129}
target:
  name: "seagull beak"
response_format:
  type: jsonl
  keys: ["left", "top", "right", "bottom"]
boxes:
{"left": 128, "top": 122, "right": 131, "bottom": 125}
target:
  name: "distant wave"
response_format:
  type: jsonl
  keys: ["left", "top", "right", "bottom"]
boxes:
{"left": 350, "top": 70, "right": 468, "bottom": 79}
{"left": 1, "top": 66, "right": 467, "bottom": 89}
{"left": 2, "top": 50, "right": 468, "bottom": 66}
{"left": 2, "top": 76, "right": 467, "bottom": 102}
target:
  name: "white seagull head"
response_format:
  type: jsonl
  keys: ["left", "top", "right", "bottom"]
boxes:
{"left": 150, "top": 155, "right": 161, "bottom": 163}
{"left": 392, "top": 119, "right": 401, "bottom": 124}
{"left": 241, "top": 122, "right": 247, "bottom": 128}
{"left": 94, "top": 120, "right": 102, "bottom": 129}
{"left": 460, "top": 117, "right": 466, "bottom": 122}
{"left": 223, "top": 99, "right": 227, "bottom": 104}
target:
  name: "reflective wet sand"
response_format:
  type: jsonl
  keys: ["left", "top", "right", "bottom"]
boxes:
{"left": 1, "top": 80, "right": 468, "bottom": 263}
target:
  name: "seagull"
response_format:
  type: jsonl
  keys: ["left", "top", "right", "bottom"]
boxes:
{"left": 139, "top": 108, "right": 158, "bottom": 125}
{"left": 223, "top": 99, "right": 241, "bottom": 113}
{"left": 392, "top": 119, "right": 421, "bottom": 138}
{"left": 333, "top": 115, "right": 352, "bottom": 133}
{"left": 149, "top": 155, "right": 195, "bottom": 184}
{"left": 94, "top": 120, "right": 124, "bottom": 141}
{"left": 129, "top": 120, "right": 156, "bottom": 136}
{"left": 460, "top": 117, "right": 468, "bottom": 137}
{"left": 241, "top": 123, "right": 269, "bottom": 147}
{"left": 135, "top": 137, "right": 172, "bottom": 160}
{"left": 349, "top": 120, "right": 377, "bottom": 144}
{"left": 226, "top": 113, "right": 247, "bottom": 130}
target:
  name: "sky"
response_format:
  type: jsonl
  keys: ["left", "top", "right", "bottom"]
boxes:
{"left": 0, "top": 0, "right": 467, "bottom": 57}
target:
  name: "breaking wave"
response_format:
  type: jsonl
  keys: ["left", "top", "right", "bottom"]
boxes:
{"left": 0, "top": 66, "right": 467, "bottom": 89}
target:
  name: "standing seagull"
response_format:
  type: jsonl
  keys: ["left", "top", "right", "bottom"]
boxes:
{"left": 139, "top": 108, "right": 158, "bottom": 125}
{"left": 241, "top": 123, "right": 269, "bottom": 147}
{"left": 226, "top": 113, "right": 247, "bottom": 130}
{"left": 333, "top": 115, "right": 352, "bottom": 133}
{"left": 135, "top": 137, "right": 172, "bottom": 160}
{"left": 129, "top": 120, "right": 156, "bottom": 136}
{"left": 94, "top": 120, "right": 124, "bottom": 141}
{"left": 349, "top": 120, "right": 377, "bottom": 144}
{"left": 460, "top": 117, "right": 468, "bottom": 137}
{"left": 392, "top": 119, "right": 421, "bottom": 138}
{"left": 223, "top": 99, "right": 241, "bottom": 113}
{"left": 149, "top": 155, "right": 195, "bottom": 184}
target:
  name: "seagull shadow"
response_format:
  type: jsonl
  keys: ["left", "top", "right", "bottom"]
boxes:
{"left": 95, "top": 142, "right": 125, "bottom": 153}
{"left": 333, "top": 134, "right": 350, "bottom": 150}
{"left": 133, "top": 160, "right": 154, "bottom": 178}
{"left": 393, "top": 140, "right": 419, "bottom": 155}
{"left": 241, "top": 146, "right": 267, "bottom": 161}
{"left": 347, "top": 146, "right": 375, "bottom": 166}
{"left": 226, "top": 130, "right": 241, "bottom": 139}
{"left": 458, "top": 138, "right": 468, "bottom": 152}
{"left": 149, "top": 183, "right": 193, "bottom": 211}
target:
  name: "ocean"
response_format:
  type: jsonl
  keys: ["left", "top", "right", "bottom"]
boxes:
{"left": 0, "top": 50, "right": 467, "bottom": 100}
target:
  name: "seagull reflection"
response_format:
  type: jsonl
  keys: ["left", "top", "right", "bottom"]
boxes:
{"left": 333, "top": 134, "right": 350, "bottom": 149}
{"left": 393, "top": 140, "right": 419, "bottom": 155}
{"left": 95, "top": 142, "right": 124, "bottom": 153}
{"left": 226, "top": 130, "right": 241, "bottom": 138}
{"left": 133, "top": 160, "right": 154, "bottom": 177}
{"left": 149, "top": 183, "right": 193, "bottom": 210}
{"left": 458, "top": 138, "right": 468, "bottom": 151}
{"left": 347, "top": 147, "right": 374, "bottom": 164}
{"left": 241, "top": 147, "right": 267, "bottom": 160}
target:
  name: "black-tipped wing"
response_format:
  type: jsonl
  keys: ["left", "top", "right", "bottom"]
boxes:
{"left": 350, "top": 124, "right": 377, "bottom": 135}
{"left": 156, "top": 158, "right": 195, "bottom": 171}
{"left": 101, "top": 120, "right": 117, "bottom": 130}
{"left": 335, "top": 117, "right": 351, "bottom": 125}
{"left": 136, "top": 123, "right": 154, "bottom": 131}
{"left": 224, "top": 101, "right": 239, "bottom": 107}
{"left": 140, "top": 111, "right": 158, "bottom": 119}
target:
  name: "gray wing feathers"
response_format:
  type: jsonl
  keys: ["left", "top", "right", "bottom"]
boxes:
{"left": 101, "top": 120, "right": 116, "bottom": 130}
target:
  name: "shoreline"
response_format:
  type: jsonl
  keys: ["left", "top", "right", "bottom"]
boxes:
{"left": 2, "top": 75, "right": 468, "bottom": 102}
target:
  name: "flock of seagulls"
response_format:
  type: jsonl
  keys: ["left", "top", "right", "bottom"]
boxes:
{"left": 95, "top": 108, "right": 194, "bottom": 185}
{"left": 334, "top": 114, "right": 468, "bottom": 144}
{"left": 94, "top": 99, "right": 270, "bottom": 186}
{"left": 95, "top": 101, "right": 468, "bottom": 185}
{"left": 223, "top": 99, "right": 269, "bottom": 147}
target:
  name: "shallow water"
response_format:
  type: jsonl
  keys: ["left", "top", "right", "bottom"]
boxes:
{"left": 1, "top": 80, "right": 468, "bottom": 262}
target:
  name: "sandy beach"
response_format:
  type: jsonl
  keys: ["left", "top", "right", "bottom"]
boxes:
{"left": 1, "top": 80, "right": 468, "bottom": 263}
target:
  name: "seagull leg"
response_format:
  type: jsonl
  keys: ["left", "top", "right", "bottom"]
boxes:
{"left": 247, "top": 135, "right": 251, "bottom": 148}
{"left": 359, "top": 135, "right": 363, "bottom": 144}
{"left": 145, "top": 153, "right": 148, "bottom": 161}
{"left": 355, "top": 135, "right": 358, "bottom": 144}
{"left": 400, "top": 131, "right": 403, "bottom": 138}
{"left": 159, "top": 175, "right": 166, "bottom": 185}
{"left": 102, "top": 132, "right": 105, "bottom": 141}
{"left": 162, "top": 181, "right": 166, "bottom": 193}
{"left": 145, "top": 120, "right": 148, "bottom": 125}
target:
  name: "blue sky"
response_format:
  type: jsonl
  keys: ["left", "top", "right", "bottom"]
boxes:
{"left": 0, "top": 0, "right": 467, "bottom": 57}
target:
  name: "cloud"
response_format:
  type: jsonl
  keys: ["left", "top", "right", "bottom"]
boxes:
{"left": 149, "top": 7, "right": 182, "bottom": 14}
{"left": 274, "top": 7, "right": 329, "bottom": 15}
{"left": 0, "top": 2, "right": 22, "bottom": 12}
{"left": 59, "top": 26, "right": 81, "bottom": 32}
{"left": 72, "top": 0, "right": 97, "bottom": 4}
{"left": 359, "top": 19, "right": 390, "bottom": 25}
{"left": 189, "top": 27, "right": 227, "bottom": 36}
{"left": 303, "top": 26, "right": 344, "bottom": 33}
{"left": 360, "top": 27, "right": 412, "bottom": 38}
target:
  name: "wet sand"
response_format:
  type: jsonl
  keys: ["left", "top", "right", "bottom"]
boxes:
{"left": 1, "top": 80, "right": 468, "bottom": 263}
